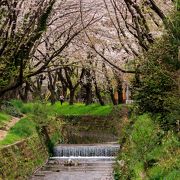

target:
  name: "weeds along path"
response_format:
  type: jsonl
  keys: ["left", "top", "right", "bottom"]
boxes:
{"left": 0, "top": 116, "right": 22, "bottom": 141}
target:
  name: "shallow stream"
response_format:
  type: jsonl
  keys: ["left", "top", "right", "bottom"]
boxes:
{"left": 30, "top": 117, "right": 119, "bottom": 180}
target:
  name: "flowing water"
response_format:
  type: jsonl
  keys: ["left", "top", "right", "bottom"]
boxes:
{"left": 53, "top": 143, "right": 119, "bottom": 157}
{"left": 31, "top": 157, "right": 115, "bottom": 180}
{"left": 30, "top": 117, "right": 119, "bottom": 180}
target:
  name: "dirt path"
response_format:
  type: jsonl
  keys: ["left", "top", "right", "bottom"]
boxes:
{"left": 0, "top": 116, "right": 22, "bottom": 141}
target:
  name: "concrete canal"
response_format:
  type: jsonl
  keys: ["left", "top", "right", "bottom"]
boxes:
{"left": 30, "top": 116, "right": 120, "bottom": 180}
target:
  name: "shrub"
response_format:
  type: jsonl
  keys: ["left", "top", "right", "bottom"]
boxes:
{"left": 0, "top": 101, "right": 22, "bottom": 117}
{"left": 133, "top": 9, "right": 180, "bottom": 130}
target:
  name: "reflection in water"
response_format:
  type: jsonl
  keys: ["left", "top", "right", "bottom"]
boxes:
{"left": 65, "top": 131, "right": 118, "bottom": 144}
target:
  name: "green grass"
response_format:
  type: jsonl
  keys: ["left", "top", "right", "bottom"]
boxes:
{"left": 0, "top": 112, "right": 11, "bottom": 129}
{"left": 11, "top": 100, "right": 34, "bottom": 114}
{"left": 0, "top": 117, "right": 37, "bottom": 146}
{"left": 52, "top": 102, "right": 113, "bottom": 116}
{"left": 0, "top": 112, "right": 11, "bottom": 122}
{"left": 0, "top": 100, "right": 113, "bottom": 146}
{"left": 115, "top": 113, "right": 180, "bottom": 179}
{"left": 12, "top": 100, "right": 113, "bottom": 116}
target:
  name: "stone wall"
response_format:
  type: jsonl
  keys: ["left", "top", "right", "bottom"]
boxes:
{"left": 0, "top": 135, "right": 48, "bottom": 180}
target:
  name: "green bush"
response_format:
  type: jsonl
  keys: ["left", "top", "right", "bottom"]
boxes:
{"left": 30, "top": 103, "right": 50, "bottom": 125}
{"left": 11, "top": 99, "right": 37, "bottom": 114}
{"left": 0, "top": 101, "right": 22, "bottom": 117}
{"left": 162, "top": 96, "right": 180, "bottom": 130}
{"left": 116, "top": 4, "right": 180, "bottom": 179}
{"left": 133, "top": 8, "right": 180, "bottom": 130}
{"left": 10, "top": 100, "right": 24, "bottom": 109}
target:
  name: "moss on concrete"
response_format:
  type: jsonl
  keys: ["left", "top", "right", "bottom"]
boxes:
{"left": 0, "top": 135, "right": 48, "bottom": 179}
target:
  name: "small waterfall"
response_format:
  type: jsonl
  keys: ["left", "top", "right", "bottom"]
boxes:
{"left": 31, "top": 116, "right": 120, "bottom": 179}
{"left": 53, "top": 144, "right": 119, "bottom": 157}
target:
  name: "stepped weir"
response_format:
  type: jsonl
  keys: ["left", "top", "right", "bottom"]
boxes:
{"left": 30, "top": 116, "right": 119, "bottom": 180}
{"left": 53, "top": 143, "right": 119, "bottom": 157}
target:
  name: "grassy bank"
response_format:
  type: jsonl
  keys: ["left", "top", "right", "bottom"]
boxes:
{"left": 0, "top": 100, "right": 114, "bottom": 147}
{"left": 0, "top": 101, "right": 63, "bottom": 149}
{"left": 0, "top": 112, "right": 11, "bottom": 129}
{"left": 114, "top": 113, "right": 180, "bottom": 179}
{"left": 11, "top": 100, "right": 113, "bottom": 116}
{"left": 0, "top": 101, "right": 64, "bottom": 179}
{"left": 0, "top": 117, "right": 36, "bottom": 146}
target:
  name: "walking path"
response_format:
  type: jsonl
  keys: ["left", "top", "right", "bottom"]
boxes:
{"left": 0, "top": 116, "right": 22, "bottom": 141}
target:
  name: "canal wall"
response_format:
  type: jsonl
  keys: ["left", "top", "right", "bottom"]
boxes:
{"left": 0, "top": 107, "right": 127, "bottom": 179}
{"left": 0, "top": 135, "right": 48, "bottom": 180}
{"left": 0, "top": 118, "right": 63, "bottom": 180}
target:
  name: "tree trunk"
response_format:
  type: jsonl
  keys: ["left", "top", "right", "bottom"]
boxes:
{"left": 49, "top": 90, "right": 56, "bottom": 105}
{"left": 85, "top": 84, "right": 93, "bottom": 105}
{"left": 19, "top": 82, "right": 30, "bottom": 103}
{"left": 117, "top": 85, "right": 123, "bottom": 104}
{"left": 109, "top": 88, "right": 117, "bottom": 105}
{"left": 48, "top": 72, "right": 57, "bottom": 105}
{"left": 117, "top": 81, "right": 123, "bottom": 104}
{"left": 69, "top": 89, "right": 75, "bottom": 105}
{"left": 94, "top": 81, "right": 105, "bottom": 106}
{"left": 0, "top": 88, "right": 19, "bottom": 101}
